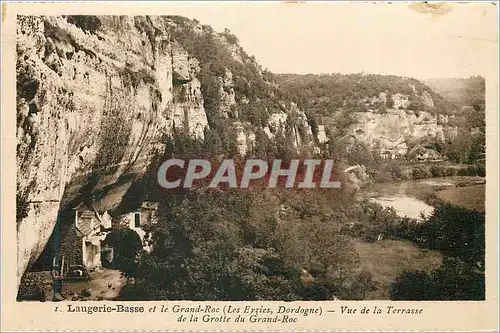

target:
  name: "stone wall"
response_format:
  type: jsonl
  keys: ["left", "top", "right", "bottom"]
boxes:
{"left": 17, "top": 271, "right": 53, "bottom": 301}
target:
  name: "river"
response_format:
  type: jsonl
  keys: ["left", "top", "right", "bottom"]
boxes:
{"left": 359, "top": 176, "right": 485, "bottom": 220}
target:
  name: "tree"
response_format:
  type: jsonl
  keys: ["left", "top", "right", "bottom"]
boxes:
{"left": 202, "top": 128, "right": 223, "bottom": 155}
{"left": 104, "top": 227, "right": 143, "bottom": 282}
{"left": 274, "top": 124, "right": 296, "bottom": 161}
{"left": 390, "top": 270, "right": 435, "bottom": 300}
{"left": 334, "top": 111, "right": 358, "bottom": 137}
{"left": 253, "top": 129, "right": 273, "bottom": 158}
{"left": 347, "top": 270, "right": 378, "bottom": 300}
{"left": 430, "top": 257, "right": 484, "bottom": 300}
{"left": 442, "top": 129, "right": 473, "bottom": 163}
{"left": 129, "top": 181, "right": 365, "bottom": 301}
{"left": 467, "top": 133, "right": 485, "bottom": 163}
{"left": 386, "top": 92, "right": 394, "bottom": 108}
{"left": 135, "top": 189, "right": 301, "bottom": 300}
{"left": 390, "top": 258, "right": 485, "bottom": 300}
{"left": 346, "top": 142, "right": 377, "bottom": 169}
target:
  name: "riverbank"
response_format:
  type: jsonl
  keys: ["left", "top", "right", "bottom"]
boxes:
{"left": 434, "top": 184, "right": 485, "bottom": 212}
{"left": 361, "top": 176, "right": 485, "bottom": 217}
{"left": 354, "top": 239, "right": 442, "bottom": 299}
{"left": 372, "top": 161, "right": 485, "bottom": 184}
{"left": 354, "top": 175, "right": 485, "bottom": 299}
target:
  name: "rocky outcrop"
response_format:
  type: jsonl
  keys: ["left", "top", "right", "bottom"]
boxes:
{"left": 345, "top": 109, "right": 446, "bottom": 156}
{"left": 317, "top": 125, "right": 328, "bottom": 144}
{"left": 218, "top": 68, "right": 237, "bottom": 118}
{"left": 344, "top": 165, "right": 370, "bottom": 190}
{"left": 392, "top": 93, "right": 410, "bottom": 109}
{"left": 16, "top": 15, "right": 210, "bottom": 287}
{"left": 170, "top": 44, "right": 208, "bottom": 138}
{"left": 267, "top": 112, "right": 288, "bottom": 136}
{"left": 421, "top": 91, "right": 435, "bottom": 108}
{"left": 233, "top": 121, "right": 255, "bottom": 156}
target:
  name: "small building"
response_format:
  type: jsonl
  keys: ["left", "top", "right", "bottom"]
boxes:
{"left": 56, "top": 200, "right": 159, "bottom": 273}
{"left": 393, "top": 154, "right": 403, "bottom": 159}
{"left": 57, "top": 203, "right": 112, "bottom": 274}
{"left": 118, "top": 201, "right": 159, "bottom": 253}
{"left": 75, "top": 203, "right": 112, "bottom": 271}
{"left": 381, "top": 150, "right": 392, "bottom": 159}
{"left": 416, "top": 149, "right": 442, "bottom": 162}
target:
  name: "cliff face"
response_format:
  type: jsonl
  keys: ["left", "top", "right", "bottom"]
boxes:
{"left": 16, "top": 15, "right": 319, "bottom": 286}
{"left": 15, "top": 16, "right": 212, "bottom": 285}
{"left": 163, "top": 16, "right": 319, "bottom": 156}
{"left": 170, "top": 42, "right": 208, "bottom": 138}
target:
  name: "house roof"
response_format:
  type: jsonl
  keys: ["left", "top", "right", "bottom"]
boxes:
{"left": 140, "top": 201, "right": 159, "bottom": 210}
{"left": 75, "top": 209, "right": 101, "bottom": 237}
{"left": 76, "top": 213, "right": 94, "bottom": 236}
{"left": 73, "top": 202, "right": 91, "bottom": 211}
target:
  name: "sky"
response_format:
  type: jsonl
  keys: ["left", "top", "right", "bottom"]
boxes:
{"left": 160, "top": 2, "right": 497, "bottom": 80}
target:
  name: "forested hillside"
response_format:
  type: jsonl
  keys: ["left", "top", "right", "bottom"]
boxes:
{"left": 276, "top": 73, "right": 456, "bottom": 116}
{"left": 425, "top": 76, "right": 486, "bottom": 110}
{"left": 163, "top": 15, "right": 313, "bottom": 158}
{"left": 273, "top": 72, "right": 485, "bottom": 169}
{"left": 114, "top": 18, "right": 485, "bottom": 302}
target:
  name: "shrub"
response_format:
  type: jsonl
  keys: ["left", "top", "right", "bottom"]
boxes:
{"left": 104, "top": 227, "right": 143, "bottom": 280}
{"left": 16, "top": 192, "right": 30, "bottom": 224}
{"left": 393, "top": 204, "right": 485, "bottom": 268}
{"left": 391, "top": 258, "right": 485, "bottom": 300}
{"left": 411, "top": 165, "right": 432, "bottom": 179}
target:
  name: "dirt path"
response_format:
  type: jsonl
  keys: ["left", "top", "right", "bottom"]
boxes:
{"left": 63, "top": 269, "right": 127, "bottom": 300}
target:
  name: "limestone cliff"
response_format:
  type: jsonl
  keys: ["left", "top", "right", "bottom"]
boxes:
{"left": 344, "top": 109, "right": 451, "bottom": 157}
{"left": 163, "top": 16, "right": 318, "bottom": 156}
{"left": 16, "top": 15, "right": 210, "bottom": 285}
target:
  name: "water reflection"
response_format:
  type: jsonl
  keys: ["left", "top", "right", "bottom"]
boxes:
{"left": 360, "top": 176, "right": 484, "bottom": 221}
{"left": 370, "top": 195, "right": 434, "bottom": 220}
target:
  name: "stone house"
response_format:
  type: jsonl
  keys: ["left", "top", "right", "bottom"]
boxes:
{"left": 416, "top": 149, "right": 442, "bottom": 162}
{"left": 34, "top": 200, "right": 159, "bottom": 276}
{"left": 380, "top": 144, "right": 407, "bottom": 160}
{"left": 56, "top": 203, "right": 112, "bottom": 274}
{"left": 116, "top": 201, "right": 159, "bottom": 253}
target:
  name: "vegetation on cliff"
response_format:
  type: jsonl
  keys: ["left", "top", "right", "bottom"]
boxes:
{"left": 164, "top": 16, "right": 288, "bottom": 130}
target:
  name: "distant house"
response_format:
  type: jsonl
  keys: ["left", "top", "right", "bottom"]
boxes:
{"left": 408, "top": 145, "right": 443, "bottom": 162}
{"left": 381, "top": 150, "right": 392, "bottom": 159}
{"left": 394, "top": 153, "right": 405, "bottom": 159}
{"left": 416, "top": 149, "right": 442, "bottom": 161}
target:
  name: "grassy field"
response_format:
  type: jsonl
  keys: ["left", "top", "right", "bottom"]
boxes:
{"left": 354, "top": 239, "right": 442, "bottom": 299}
{"left": 435, "top": 184, "right": 485, "bottom": 212}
